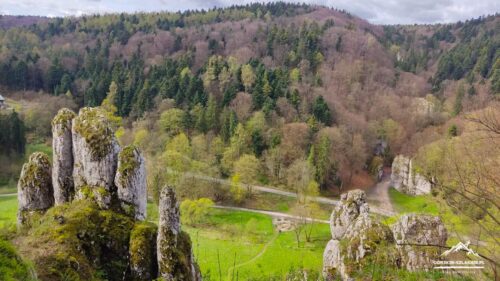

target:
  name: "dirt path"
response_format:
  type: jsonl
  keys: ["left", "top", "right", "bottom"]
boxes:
{"left": 226, "top": 232, "right": 279, "bottom": 280}
{"left": 366, "top": 177, "right": 395, "bottom": 214}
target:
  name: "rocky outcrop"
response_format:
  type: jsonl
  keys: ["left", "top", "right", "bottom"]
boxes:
{"left": 17, "top": 152, "right": 54, "bottom": 225}
{"left": 115, "top": 145, "right": 147, "bottom": 220}
{"left": 72, "top": 107, "right": 120, "bottom": 208}
{"left": 17, "top": 107, "right": 201, "bottom": 281}
{"left": 392, "top": 214, "right": 447, "bottom": 271}
{"left": 52, "top": 108, "right": 76, "bottom": 204}
{"left": 323, "top": 190, "right": 392, "bottom": 280}
{"left": 323, "top": 190, "right": 447, "bottom": 280}
{"left": 391, "top": 155, "right": 431, "bottom": 195}
{"left": 157, "top": 187, "right": 201, "bottom": 281}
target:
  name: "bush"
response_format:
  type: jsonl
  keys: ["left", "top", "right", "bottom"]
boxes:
{"left": 180, "top": 198, "right": 214, "bottom": 225}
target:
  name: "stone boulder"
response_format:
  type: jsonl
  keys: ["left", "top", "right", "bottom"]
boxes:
{"left": 17, "top": 152, "right": 54, "bottom": 225}
{"left": 392, "top": 214, "right": 447, "bottom": 271}
{"left": 52, "top": 108, "right": 76, "bottom": 205}
{"left": 157, "top": 187, "right": 201, "bottom": 281}
{"left": 72, "top": 107, "right": 120, "bottom": 208}
{"left": 115, "top": 145, "right": 147, "bottom": 220}
{"left": 391, "top": 155, "right": 431, "bottom": 195}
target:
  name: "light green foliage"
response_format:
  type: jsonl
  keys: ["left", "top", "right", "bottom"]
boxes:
{"left": 233, "top": 154, "right": 260, "bottom": 186}
{"left": 230, "top": 174, "right": 245, "bottom": 204}
{"left": 100, "top": 82, "right": 123, "bottom": 132}
{"left": 159, "top": 108, "right": 185, "bottom": 135}
{"left": 241, "top": 64, "right": 255, "bottom": 92}
{"left": 180, "top": 198, "right": 214, "bottom": 225}
{"left": 289, "top": 68, "right": 301, "bottom": 82}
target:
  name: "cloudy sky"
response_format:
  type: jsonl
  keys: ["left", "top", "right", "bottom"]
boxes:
{"left": 0, "top": 0, "right": 498, "bottom": 24}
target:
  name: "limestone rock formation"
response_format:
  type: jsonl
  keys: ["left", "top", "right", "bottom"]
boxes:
{"left": 52, "top": 108, "right": 76, "bottom": 204}
{"left": 17, "top": 107, "right": 201, "bottom": 281}
{"left": 392, "top": 214, "right": 447, "bottom": 271}
{"left": 72, "top": 107, "right": 120, "bottom": 208}
{"left": 391, "top": 155, "right": 431, "bottom": 195}
{"left": 115, "top": 145, "right": 147, "bottom": 220}
{"left": 323, "top": 190, "right": 393, "bottom": 280}
{"left": 157, "top": 187, "right": 201, "bottom": 281}
{"left": 329, "top": 190, "right": 368, "bottom": 239}
{"left": 17, "top": 152, "right": 54, "bottom": 225}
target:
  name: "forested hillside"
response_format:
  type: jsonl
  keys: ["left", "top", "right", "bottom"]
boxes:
{"left": 0, "top": 3, "right": 499, "bottom": 280}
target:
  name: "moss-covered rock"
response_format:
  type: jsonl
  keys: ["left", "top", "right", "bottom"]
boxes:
{"left": 129, "top": 222, "right": 158, "bottom": 281}
{"left": 17, "top": 199, "right": 135, "bottom": 281}
{"left": 72, "top": 107, "right": 120, "bottom": 209}
{"left": 17, "top": 152, "right": 54, "bottom": 226}
{"left": 72, "top": 107, "right": 115, "bottom": 160}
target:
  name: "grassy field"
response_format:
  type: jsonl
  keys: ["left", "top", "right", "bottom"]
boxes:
{"left": 0, "top": 195, "right": 17, "bottom": 228}
{"left": 0, "top": 196, "right": 329, "bottom": 279}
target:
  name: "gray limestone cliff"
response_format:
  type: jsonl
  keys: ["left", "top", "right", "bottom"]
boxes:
{"left": 52, "top": 108, "right": 76, "bottom": 204}
{"left": 391, "top": 155, "right": 432, "bottom": 195}
{"left": 115, "top": 145, "right": 147, "bottom": 220}
{"left": 17, "top": 152, "right": 54, "bottom": 225}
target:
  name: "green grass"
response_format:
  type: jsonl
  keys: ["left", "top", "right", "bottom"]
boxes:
{"left": 389, "top": 187, "right": 439, "bottom": 214}
{"left": 183, "top": 209, "right": 329, "bottom": 280}
{"left": 0, "top": 195, "right": 17, "bottom": 228}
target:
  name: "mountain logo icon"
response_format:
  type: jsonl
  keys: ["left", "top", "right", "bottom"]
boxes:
{"left": 441, "top": 241, "right": 480, "bottom": 258}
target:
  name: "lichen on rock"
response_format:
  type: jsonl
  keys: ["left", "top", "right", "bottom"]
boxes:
{"left": 115, "top": 145, "right": 147, "bottom": 220}
{"left": 17, "top": 152, "right": 54, "bottom": 226}
{"left": 52, "top": 108, "right": 76, "bottom": 205}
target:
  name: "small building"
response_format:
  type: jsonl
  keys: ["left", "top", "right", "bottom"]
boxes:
{"left": 0, "top": 94, "right": 5, "bottom": 108}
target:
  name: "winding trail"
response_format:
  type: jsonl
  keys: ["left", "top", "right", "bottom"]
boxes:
{"left": 226, "top": 232, "right": 279, "bottom": 281}
{"left": 185, "top": 172, "right": 396, "bottom": 217}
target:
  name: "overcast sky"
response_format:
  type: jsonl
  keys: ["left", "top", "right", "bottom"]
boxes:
{"left": 0, "top": 0, "right": 498, "bottom": 24}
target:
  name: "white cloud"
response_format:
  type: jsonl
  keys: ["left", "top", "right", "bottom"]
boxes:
{"left": 0, "top": 0, "right": 498, "bottom": 24}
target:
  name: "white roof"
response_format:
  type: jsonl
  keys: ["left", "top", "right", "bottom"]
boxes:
{"left": 0, "top": 95, "right": 4, "bottom": 101}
